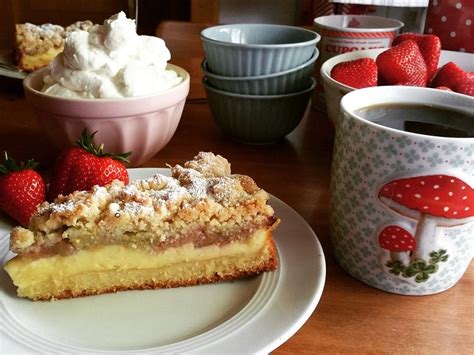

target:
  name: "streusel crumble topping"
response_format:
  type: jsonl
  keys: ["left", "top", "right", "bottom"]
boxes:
{"left": 15, "top": 21, "right": 93, "bottom": 56}
{"left": 10, "top": 152, "right": 277, "bottom": 257}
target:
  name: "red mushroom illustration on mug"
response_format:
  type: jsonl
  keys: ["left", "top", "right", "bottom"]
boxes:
{"left": 377, "top": 174, "right": 474, "bottom": 282}
{"left": 379, "top": 174, "right": 474, "bottom": 260}
{"left": 378, "top": 225, "right": 416, "bottom": 267}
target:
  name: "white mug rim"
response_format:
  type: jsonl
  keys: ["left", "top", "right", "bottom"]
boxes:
{"left": 340, "top": 86, "right": 474, "bottom": 142}
{"left": 314, "top": 15, "right": 404, "bottom": 33}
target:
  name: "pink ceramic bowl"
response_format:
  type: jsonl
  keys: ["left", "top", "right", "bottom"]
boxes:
{"left": 23, "top": 64, "right": 190, "bottom": 166}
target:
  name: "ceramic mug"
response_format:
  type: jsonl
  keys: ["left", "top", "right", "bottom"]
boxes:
{"left": 312, "top": 15, "right": 403, "bottom": 110}
{"left": 329, "top": 86, "right": 474, "bottom": 295}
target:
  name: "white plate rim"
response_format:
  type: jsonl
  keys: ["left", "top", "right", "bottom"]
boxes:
{"left": 0, "top": 167, "right": 326, "bottom": 353}
{"left": 0, "top": 49, "right": 27, "bottom": 80}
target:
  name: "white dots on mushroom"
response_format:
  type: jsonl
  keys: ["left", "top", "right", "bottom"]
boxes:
{"left": 378, "top": 225, "right": 416, "bottom": 267}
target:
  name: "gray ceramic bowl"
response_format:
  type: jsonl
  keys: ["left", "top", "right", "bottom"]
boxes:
{"left": 203, "top": 77, "right": 316, "bottom": 144}
{"left": 202, "top": 49, "right": 318, "bottom": 95}
{"left": 201, "top": 24, "right": 320, "bottom": 77}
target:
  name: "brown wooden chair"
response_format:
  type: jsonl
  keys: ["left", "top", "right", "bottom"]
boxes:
{"left": 155, "top": 20, "right": 213, "bottom": 60}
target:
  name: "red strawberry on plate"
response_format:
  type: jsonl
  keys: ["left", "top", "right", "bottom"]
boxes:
{"left": 48, "top": 129, "right": 131, "bottom": 201}
{"left": 330, "top": 58, "right": 378, "bottom": 89}
{"left": 430, "top": 62, "right": 474, "bottom": 97}
{"left": 392, "top": 32, "right": 441, "bottom": 80}
{"left": 0, "top": 152, "right": 46, "bottom": 226}
{"left": 376, "top": 40, "right": 428, "bottom": 87}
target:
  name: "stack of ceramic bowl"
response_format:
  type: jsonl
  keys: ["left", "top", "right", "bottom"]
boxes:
{"left": 201, "top": 24, "right": 320, "bottom": 144}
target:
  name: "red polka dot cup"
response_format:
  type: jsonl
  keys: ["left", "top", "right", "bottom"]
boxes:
{"left": 312, "top": 15, "right": 404, "bottom": 110}
{"left": 314, "top": 15, "right": 403, "bottom": 63}
{"left": 329, "top": 86, "right": 474, "bottom": 295}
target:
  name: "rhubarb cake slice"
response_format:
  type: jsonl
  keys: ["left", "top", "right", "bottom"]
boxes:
{"left": 15, "top": 21, "right": 93, "bottom": 72}
{"left": 3, "top": 152, "right": 279, "bottom": 301}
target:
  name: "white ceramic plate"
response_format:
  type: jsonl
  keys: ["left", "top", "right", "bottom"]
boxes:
{"left": 0, "top": 49, "right": 26, "bottom": 79}
{"left": 0, "top": 168, "right": 326, "bottom": 353}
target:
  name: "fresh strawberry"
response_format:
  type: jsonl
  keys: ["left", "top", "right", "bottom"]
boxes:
{"left": 330, "top": 58, "right": 378, "bottom": 89}
{"left": 48, "top": 129, "right": 131, "bottom": 200}
{"left": 392, "top": 32, "right": 441, "bottom": 80}
{"left": 457, "top": 73, "right": 474, "bottom": 96}
{"left": 430, "top": 62, "right": 474, "bottom": 97}
{"left": 0, "top": 153, "right": 46, "bottom": 226}
{"left": 376, "top": 40, "right": 428, "bottom": 87}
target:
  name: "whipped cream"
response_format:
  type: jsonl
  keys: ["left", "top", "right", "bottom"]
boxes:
{"left": 42, "top": 12, "right": 182, "bottom": 99}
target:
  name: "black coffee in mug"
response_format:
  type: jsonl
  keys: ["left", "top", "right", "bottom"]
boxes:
{"left": 354, "top": 104, "right": 474, "bottom": 138}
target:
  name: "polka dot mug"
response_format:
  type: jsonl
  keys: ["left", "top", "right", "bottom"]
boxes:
{"left": 329, "top": 86, "right": 474, "bottom": 295}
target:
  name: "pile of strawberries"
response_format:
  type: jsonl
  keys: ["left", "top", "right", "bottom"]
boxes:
{"left": 330, "top": 32, "right": 474, "bottom": 97}
{"left": 0, "top": 130, "right": 130, "bottom": 227}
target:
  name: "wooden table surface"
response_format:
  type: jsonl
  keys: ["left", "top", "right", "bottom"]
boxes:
{"left": 1, "top": 26, "right": 473, "bottom": 354}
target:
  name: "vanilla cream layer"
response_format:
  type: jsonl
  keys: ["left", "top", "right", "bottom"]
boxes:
{"left": 4, "top": 229, "right": 269, "bottom": 289}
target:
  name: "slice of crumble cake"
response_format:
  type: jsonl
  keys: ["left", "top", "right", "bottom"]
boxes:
{"left": 15, "top": 20, "right": 93, "bottom": 72}
{"left": 3, "top": 152, "right": 279, "bottom": 300}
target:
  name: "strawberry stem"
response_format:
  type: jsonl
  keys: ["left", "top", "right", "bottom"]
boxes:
{"left": 0, "top": 151, "right": 39, "bottom": 175}
{"left": 76, "top": 129, "right": 131, "bottom": 165}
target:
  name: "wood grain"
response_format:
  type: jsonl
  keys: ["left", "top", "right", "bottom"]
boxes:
{"left": 191, "top": 0, "right": 219, "bottom": 23}
{"left": 0, "top": 21, "right": 472, "bottom": 354}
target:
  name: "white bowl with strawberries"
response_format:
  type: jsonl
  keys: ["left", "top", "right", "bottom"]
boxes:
{"left": 320, "top": 32, "right": 474, "bottom": 125}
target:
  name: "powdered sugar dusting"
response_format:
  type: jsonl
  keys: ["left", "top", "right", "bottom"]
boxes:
{"left": 35, "top": 153, "right": 254, "bottom": 220}
{"left": 182, "top": 168, "right": 208, "bottom": 199}
{"left": 91, "top": 186, "right": 108, "bottom": 200}
{"left": 183, "top": 151, "right": 231, "bottom": 177}
{"left": 49, "top": 200, "right": 78, "bottom": 214}
{"left": 123, "top": 184, "right": 139, "bottom": 196}
{"left": 210, "top": 176, "right": 236, "bottom": 201}
{"left": 123, "top": 201, "right": 154, "bottom": 215}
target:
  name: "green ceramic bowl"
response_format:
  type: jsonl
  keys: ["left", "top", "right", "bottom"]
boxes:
{"left": 202, "top": 49, "right": 318, "bottom": 95}
{"left": 203, "top": 77, "right": 316, "bottom": 144}
{"left": 201, "top": 24, "right": 320, "bottom": 77}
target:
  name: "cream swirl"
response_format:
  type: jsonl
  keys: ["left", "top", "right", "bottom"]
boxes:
{"left": 42, "top": 12, "right": 182, "bottom": 99}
